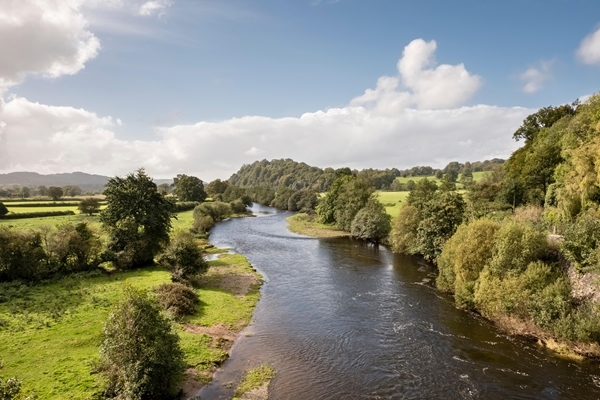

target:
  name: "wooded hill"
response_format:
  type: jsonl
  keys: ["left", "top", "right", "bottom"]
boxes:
{"left": 228, "top": 158, "right": 504, "bottom": 192}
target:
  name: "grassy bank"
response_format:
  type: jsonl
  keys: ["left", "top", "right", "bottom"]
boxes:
{"left": 0, "top": 250, "right": 263, "bottom": 399}
{"left": 286, "top": 213, "right": 350, "bottom": 238}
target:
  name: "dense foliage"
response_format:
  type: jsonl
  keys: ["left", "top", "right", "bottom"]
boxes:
{"left": 350, "top": 197, "right": 391, "bottom": 243}
{"left": 0, "top": 223, "right": 101, "bottom": 282}
{"left": 78, "top": 197, "right": 101, "bottom": 216}
{"left": 157, "top": 230, "right": 207, "bottom": 282}
{"left": 172, "top": 174, "right": 206, "bottom": 202}
{"left": 99, "top": 285, "right": 185, "bottom": 400}
{"left": 101, "top": 169, "right": 175, "bottom": 269}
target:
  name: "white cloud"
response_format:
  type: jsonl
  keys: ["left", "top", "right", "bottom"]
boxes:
{"left": 351, "top": 39, "right": 482, "bottom": 111}
{"left": 0, "top": 37, "right": 531, "bottom": 181}
{"left": 138, "top": 0, "right": 172, "bottom": 16}
{"left": 577, "top": 26, "right": 600, "bottom": 66}
{"left": 0, "top": 0, "right": 100, "bottom": 89}
{"left": 0, "top": 95, "right": 531, "bottom": 181}
{"left": 520, "top": 60, "right": 553, "bottom": 93}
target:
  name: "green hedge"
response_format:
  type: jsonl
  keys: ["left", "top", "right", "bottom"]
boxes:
{"left": 173, "top": 202, "right": 200, "bottom": 212}
{"left": 1, "top": 210, "right": 76, "bottom": 219}
{"left": 7, "top": 202, "right": 80, "bottom": 207}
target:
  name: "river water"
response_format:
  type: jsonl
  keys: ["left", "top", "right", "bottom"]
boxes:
{"left": 198, "top": 205, "right": 600, "bottom": 400}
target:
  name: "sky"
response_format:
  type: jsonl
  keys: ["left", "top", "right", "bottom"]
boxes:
{"left": 0, "top": 0, "right": 599, "bottom": 181}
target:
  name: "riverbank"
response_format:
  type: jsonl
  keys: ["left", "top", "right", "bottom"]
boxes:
{"left": 0, "top": 241, "right": 264, "bottom": 399}
{"left": 286, "top": 212, "right": 350, "bottom": 238}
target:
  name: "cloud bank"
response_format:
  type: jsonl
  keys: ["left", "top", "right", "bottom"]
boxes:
{"left": 0, "top": 27, "right": 531, "bottom": 180}
{"left": 577, "top": 26, "right": 600, "bottom": 66}
{"left": 0, "top": 0, "right": 100, "bottom": 89}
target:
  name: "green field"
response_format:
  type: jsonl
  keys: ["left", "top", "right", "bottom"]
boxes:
{"left": 395, "top": 171, "right": 489, "bottom": 185}
{"left": 0, "top": 253, "right": 261, "bottom": 399}
{"left": 376, "top": 191, "right": 409, "bottom": 217}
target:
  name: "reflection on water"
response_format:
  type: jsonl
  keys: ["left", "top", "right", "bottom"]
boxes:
{"left": 198, "top": 204, "right": 600, "bottom": 400}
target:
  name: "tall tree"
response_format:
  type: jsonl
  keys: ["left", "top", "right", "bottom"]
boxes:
{"left": 101, "top": 169, "right": 175, "bottom": 269}
{"left": 172, "top": 174, "right": 206, "bottom": 202}
{"left": 46, "top": 186, "right": 63, "bottom": 201}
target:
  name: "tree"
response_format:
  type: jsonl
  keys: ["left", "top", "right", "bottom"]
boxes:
{"left": 100, "top": 169, "right": 175, "bottom": 269}
{"left": 19, "top": 187, "right": 30, "bottom": 199}
{"left": 172, "top": 174, "right": 206, "bottom": 202}
{"left": 99, "top": 285, "right": 185, "bottom": 400}
{"left": 0, "top": 203, "right": 7, "bottom": 218}
{"left": 157, "top": 183, "right": 171, "bottom": 195}
{"left": 205, "top": 179, "right": 229, "bottom": 197}
{"left": 416, "top": 192, "right": 466, "bottom": 262}
{"left": 406, "top": 178, "right": 438, "bottom": 210}
{"left": 37, "top": 185, "right": 47, "bottom": 196}
{"left": 331, "top": 177, "right": 373, "bottom": 231}
{"left": 63, "top": 185, "right": 82, "bottom": 197}
{"left": 46, "top": 186, "right": 63, "bottom": 201}
{"left": 390, "top": 205, "right": 420, "bottom": 254}
{"left": 78, "top": 197, "right": 101, "bottom": 216}
{"left": 513, "top": 102, "right": 577, "bottom": 143}
{"left": 350, "top": 197, "right": 391, "bottom": 243}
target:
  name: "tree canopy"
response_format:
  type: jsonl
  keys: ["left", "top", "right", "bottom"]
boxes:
{"left": 100, "top": 169, "right": 175, "bottom": 269}
{"left": 172, "top": 174, "right": 206, "bottom": 202}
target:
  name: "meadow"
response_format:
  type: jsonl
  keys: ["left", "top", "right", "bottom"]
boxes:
{"left": 0, "top": 252, "right": 261, "bottom": 399}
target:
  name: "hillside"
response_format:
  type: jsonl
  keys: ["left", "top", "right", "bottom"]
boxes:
{"left": 0, "top": 172, "right": 172, "bottom": 192}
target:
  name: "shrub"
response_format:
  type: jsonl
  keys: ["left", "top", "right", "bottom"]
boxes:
{"left": 389, "top": 205, "right": 420, "bottom": 254}
{"left": 47, "top": 223, "right": 102, "bottom": 273}
{"left": 173, "top": 202, "right": 199, "bottom": 212}
{"left": 485, "top": 221, "right": 548, "bottom": 277}
{"left": 230, "top": 199, "right": 248, "bottom": 214}
{"left": 436, "top": 219, "right": 500, "bottom": 309}
{"left": 192, "top": 214, "right": 215, "bottom": 234}
{"left": 561, "top": 210, "right": 600, "bottom": 272}
{"left": 1, "top": 210, "right": 75, "bottom": 219}
{"left": 158, "top": 230, "right": 207, "bottom": 283}
{"left": 99, "top": 285, "right": 185, "bottom": 400}
{"left": 350, "top": 197, "right": 391, "bottom": 243}
{"left": 193, "top": 201, "right": 232, "bottom": 222}
{"left": 0, "top": 228, "right": 48, "bottom": 282}
{"left": 0, "top": 203, "right": 7, "bottom": 217}
{"left": 154, "top": 283, "right": 199, "bottom": 318}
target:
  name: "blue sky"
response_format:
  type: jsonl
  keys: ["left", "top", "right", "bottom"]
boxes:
{"left": 0, "top": 0, "right": 599, "bottom": 179}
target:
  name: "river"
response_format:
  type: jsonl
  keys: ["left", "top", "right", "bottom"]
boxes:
{"left": 198, "top": 205, "right": 600, "bottom": 400}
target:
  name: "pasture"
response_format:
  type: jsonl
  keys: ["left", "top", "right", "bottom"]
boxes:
{"left": 376, "top": 191, "right": 409, "bottom": 217}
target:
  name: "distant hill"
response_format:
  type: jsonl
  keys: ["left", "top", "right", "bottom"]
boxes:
{"left": 0, "top": 172, "right": 172, "bottom": 192}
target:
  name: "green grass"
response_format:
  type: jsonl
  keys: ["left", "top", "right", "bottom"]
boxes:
{"left": 395, "top": 171, "right": 489, "bottom": 185}
{"left": 233, "top": 365, "right": 276, "bottom": 399}
{"left": 376, "top": 191, "right": 409, "bottom": 217}
{"left": 0, "top": 253, "right": 262, "bottom": 398}
{"left": 0, "top": 214, "right": 101, "bottom": 230}
{"left": 286, "top": 213, "right": 350, "bottom": 238}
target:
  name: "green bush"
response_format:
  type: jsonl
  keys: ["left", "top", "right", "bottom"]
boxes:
{"left": 46, "top": 223, "right": 102, "bottom": 274}
{"left": 1, "top": 210, "right": 75, "bottom": 219}
{"left": 561, "top": 210, "right": 600, "bottom": 272}
{"left": 193, "top": 201, "right": 232, "bottom": 222}
{"left": 192, "top": 214, "right": 215, "bottom": 234}
{"left": 230, "top": 199, "right": 248, "bottom": 214}
{"left": 350, "top": 197, "right": 391, "bottom": 243}
{"left": 99, "top": 285, "right": 185, "bottom": 400}
{"left": 158, "top": 230, "right": 207, "bottom": 283}
{"left": 0, "top": 228, "right": 48, "bottom": 282}
{"left": 173, "top": 201, "right": 200, "bottom": 212}
{"left": 389, "top": 205, "right": 420, "bottom": 254}
{"left": 154, "top": 282, "right": 199, "bottom": 318}
{"left": 485, "top": 220, "right": 548, "bottom": 277}
{"left": 436, "top": 219, "right": 500, "bottom": 309}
